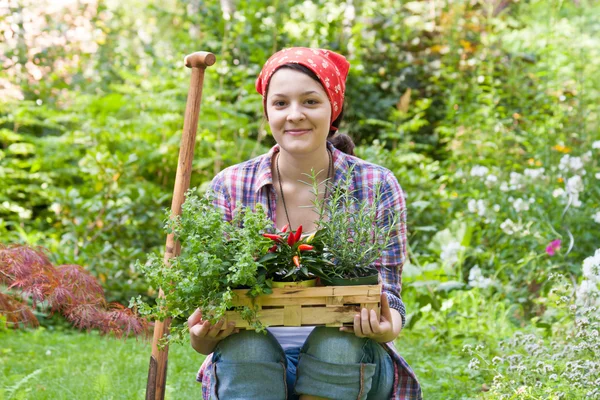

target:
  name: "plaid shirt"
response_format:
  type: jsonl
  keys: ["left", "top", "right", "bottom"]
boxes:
{"left": 197, "top": 143, "right": 422, "bottom": 399}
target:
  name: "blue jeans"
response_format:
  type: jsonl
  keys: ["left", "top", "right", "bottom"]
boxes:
{"left": 210, "top": 327, "right": 394, "bottom": 400}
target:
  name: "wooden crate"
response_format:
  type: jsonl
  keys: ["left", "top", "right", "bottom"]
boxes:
{"left": 223, "top": 284, "right": 381, "bottom": 329}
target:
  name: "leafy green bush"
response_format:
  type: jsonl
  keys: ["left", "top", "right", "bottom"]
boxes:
{"left": 132, "top": 191, "right": 274, "bottom": 345}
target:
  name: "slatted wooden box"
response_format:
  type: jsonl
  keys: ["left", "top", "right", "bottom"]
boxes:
{"left": 223, "top": 284, "right": 381, "bottom": 329}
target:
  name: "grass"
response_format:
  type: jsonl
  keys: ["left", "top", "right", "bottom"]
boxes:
{"left": 0, "top": 328, "right": 206, "bottom": 400}
{"left": 1, "top": 327, "right": 482, "bottom": 399}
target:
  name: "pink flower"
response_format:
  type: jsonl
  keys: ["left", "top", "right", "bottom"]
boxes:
{"left": 546, "top": 239, "right": 562, "bottom": 256}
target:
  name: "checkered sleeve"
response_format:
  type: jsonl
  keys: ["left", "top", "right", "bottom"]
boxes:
{"left": 375, "top": 171, "right": 408, "bottom": 328}
{"left": 208, "top": 171, "right": 233, "bottom": 222}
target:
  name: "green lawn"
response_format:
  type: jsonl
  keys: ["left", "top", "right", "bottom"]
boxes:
{"left": 1, "top": 328, "right": 480, "bottom": 399}
{"left": 0, "top": 328, "right": 205, "bottom": 400}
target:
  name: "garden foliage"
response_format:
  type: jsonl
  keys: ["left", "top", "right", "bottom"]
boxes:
{"left": 1, "top": 0, "right": 599, "bottom": 396}
{"left": 132, "top": 191, "right": 274, "bottom": 344}
{"left": 0, "top": 244, "right": 147, "bottom": 336}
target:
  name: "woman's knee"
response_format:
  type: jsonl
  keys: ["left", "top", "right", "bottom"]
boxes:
{"left": 302, "top": 327, "right": 368, "bottom": 364}
{"left": 215, "top": 329, "right": 284, "bottom": 363}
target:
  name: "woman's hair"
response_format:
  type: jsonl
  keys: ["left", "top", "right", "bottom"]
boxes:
{"left": 267, "top": 63, "right": 356, "bottom": 156}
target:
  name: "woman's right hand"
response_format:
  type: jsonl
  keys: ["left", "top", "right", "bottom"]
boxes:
{"left": 187, "top": 308, "right": 239, "bottom": 355}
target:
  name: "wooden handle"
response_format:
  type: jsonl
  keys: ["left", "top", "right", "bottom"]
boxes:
{"left": 184, "top": 51, "right": 216, "bottom": 69}
{"left": 146, "top": 50, "right": 216, "bottom": 400}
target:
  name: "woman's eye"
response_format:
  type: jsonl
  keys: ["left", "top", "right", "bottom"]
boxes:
{"left": 306, "top": 99, "right": 319, "bottom": 105}
{"left": 273, "top": 100, "right": 286, "bottom": 107}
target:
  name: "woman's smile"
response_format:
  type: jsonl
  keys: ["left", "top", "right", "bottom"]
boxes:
{"left": 285, "top": 128, "right": 312, "bottom": 136}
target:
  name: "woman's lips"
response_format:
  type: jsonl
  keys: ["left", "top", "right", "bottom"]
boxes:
{"left": 285, "top": 129, "right": 311, "bottom": 136}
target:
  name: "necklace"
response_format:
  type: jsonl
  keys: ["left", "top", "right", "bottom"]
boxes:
{"left": 276, "top": 148, "right": 333, "bottom": 231}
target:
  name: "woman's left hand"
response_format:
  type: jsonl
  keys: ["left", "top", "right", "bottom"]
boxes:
{"left": 339, "top": 293, "right": 402, "bottom": 343}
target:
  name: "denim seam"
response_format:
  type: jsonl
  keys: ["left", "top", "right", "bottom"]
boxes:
{"left": 280, "top": 360, "right": 288, "bottom": 399}
{"left": 211, "top": 363, "right": 219, "bottom": 400}
{"left": 357, "top": 363, "right": 365, "bottom": 400}
{"left": 359, "top": 338, "right": 370, "bottom": 364}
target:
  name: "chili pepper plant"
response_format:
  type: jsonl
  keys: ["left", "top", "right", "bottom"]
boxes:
{"left": 131, "top": 190, "right": 275, "bottom": 344}
{"left": 259, "top": 224, "right": 334, "bottom": 282}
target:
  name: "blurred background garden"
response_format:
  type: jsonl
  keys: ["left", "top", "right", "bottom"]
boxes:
{"left": 1, "top": 0, "right": 599, "bottom": 398}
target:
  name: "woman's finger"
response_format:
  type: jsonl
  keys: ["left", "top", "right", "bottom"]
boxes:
{"left": 369, "top": 309, "right": 381, "bottom": 335}
{"left": 207, "top": 319, "right": 225, "bottom": 338}
{"left": 187, "top": 308, "right": 203, "bottom": 328}
{"left": 353, "top": 313, "right": 364, "bottom": 337}
{"left": 217, "top": 323, "right": 238, "bottom": 340}
{"left": 190, "top": 320, "right": 210, "bottom": 338}
{"left": 360, "top": 308, "right": 371, "bottom": 336}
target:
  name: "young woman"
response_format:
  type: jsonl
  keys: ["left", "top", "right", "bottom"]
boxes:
{"left": 188, "top": 48, "right": 421, "bottom": 400}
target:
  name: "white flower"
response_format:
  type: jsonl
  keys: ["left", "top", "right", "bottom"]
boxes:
{"left": 469, "top": 266, "right": 494, "bottom": 289}
{"left": 559, "top": 155, "right": 586, "bottom": 174}
{"left": 593, "top": 212, "right": 600, "bottom": 224}
{"left": 440, "top": 241, "right": 464, "bottom": 265}
{"left": 500, "top": 182, "right": 510, "bottom": 192}
{"left": 468, "top": 199, "right": 487, "bottom": 216}
{"left": 470, "top": 165, "right": 489, "bottom": 177}
{"left": 592, "top": 140, "right": 600, "bottom": 149}
{"left": 513, "top": 198, "right": 530, "bottom": 213}
{"left": 596, "top": 173, "right": 600, "bottom": 180}
{"left": 566, "top": 175, "right": 584, "bottom": 194}
{"left": 493, "top": 204, "right": 501, "bottom": 212}
{"left": 509, "top": 172, "right": 523, "bottom": 189}
{"left": 485, "top": 174, "right": 498, "bottom": 187}
{"left": 576, "top": 280, "right": 599, "bottom": 306}
{"left": 524, "top": 168, "right": 545, "bottom": 179}
{"left": 500, "top": 219, "right": 517, "bottom": 235}
{"left": 553, "top": 188, "right": 565, "bottom": 198}
{"left": 468, "top": 358, "right": 480, "bottom": 370}
{"left": 582, "top": 249, "right": 600, "bottom": 283}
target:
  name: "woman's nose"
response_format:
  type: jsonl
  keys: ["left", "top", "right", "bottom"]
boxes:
{"left": 286, "top": 104, "right": 305, "bottom": 122}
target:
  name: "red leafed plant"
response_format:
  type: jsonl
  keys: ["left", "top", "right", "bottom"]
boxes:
{"left": 0, "top": 243, "right": 149, "bottom": 337}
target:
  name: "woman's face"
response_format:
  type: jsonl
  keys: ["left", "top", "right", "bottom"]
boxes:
{"left": 265, "top": 68, "right": 331, "bottom": 156}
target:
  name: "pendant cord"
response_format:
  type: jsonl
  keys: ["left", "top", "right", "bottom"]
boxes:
{"left": 276, "top": 148, "right": 333, "bottom": 231}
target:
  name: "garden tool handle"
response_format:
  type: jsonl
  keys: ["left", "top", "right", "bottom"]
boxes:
{"left": 184, "top": 51, "right": 216, "bottom": 68}
{"left": 146, "top": 51, "right": 216, "bottom": 400}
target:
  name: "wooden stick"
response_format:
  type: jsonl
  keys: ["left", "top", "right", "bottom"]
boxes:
{"left": 145, "top": 51, "right": 216, "bottom": 400}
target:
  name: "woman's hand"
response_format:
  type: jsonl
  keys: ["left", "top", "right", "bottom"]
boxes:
{"left": 188, "top": 308, "right": 239, "bottom": 354}
{"left": 339, "top": 293, "right": 402, "bottom": 343}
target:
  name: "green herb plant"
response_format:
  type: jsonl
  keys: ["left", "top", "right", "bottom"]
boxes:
{"left": 131, "top": 190, "right": 274, "bottom": 345}
{"left": 308, "top": 166, "right": 401, "bottom": 280}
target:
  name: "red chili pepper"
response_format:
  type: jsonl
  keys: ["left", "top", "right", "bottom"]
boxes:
{"left": 298, "top": 244, "right": 314, "bottom": 251}
{"left": 268, "top": 245, "right": 278, "bottom": 253}
{"left": 281, "top": 224, "right": 289, "bottom": 233}
{"left": 292, "top": 255, "right": 300, "bottom": 268}
{"left": 263, "top": 233, "right": 283, "bottom": 242}
{"left": 287, "top": 231, "right": 296, "bottom": 246}
{"left": 294, "top": 225, "right": 303, "bottom": 242}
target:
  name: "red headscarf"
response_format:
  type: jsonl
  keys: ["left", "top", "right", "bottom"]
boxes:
{"left": 255, "top": 47, "right": 350, "bottom": 131}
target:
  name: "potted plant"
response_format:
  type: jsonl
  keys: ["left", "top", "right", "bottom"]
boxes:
{"left": 259, "top": 224, "right": 334, "bottom": 287}
{"left": 308, "top": 167, "right": 400, "bottom": 286}
{"left": 131, "top": 190, "right": 275, "bottom": 344}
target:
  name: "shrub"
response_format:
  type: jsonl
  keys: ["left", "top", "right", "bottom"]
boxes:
{"left": 0, "top": 244, "right": 147, "bottom": 337}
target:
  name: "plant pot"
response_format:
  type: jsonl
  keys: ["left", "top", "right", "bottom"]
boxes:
{"left": 321, "top": 273, "right": 379, "bottom": 286}
{"left": 271, "top": 279, "right": 317, "bottom": 288}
